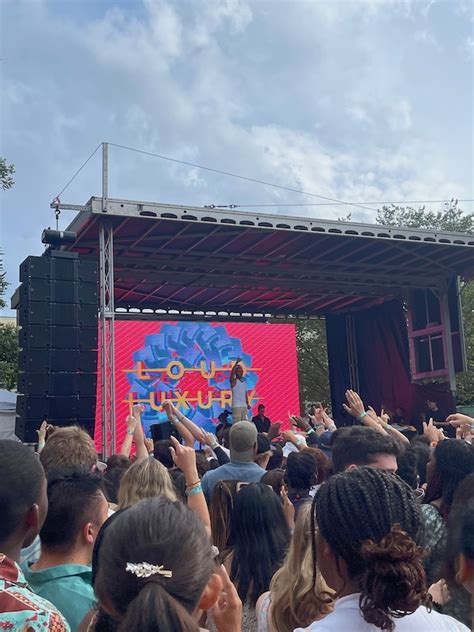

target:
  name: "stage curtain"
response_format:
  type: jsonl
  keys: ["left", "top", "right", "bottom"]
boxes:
{"left": 326, "top": 300, "right": 454, "bottom": 428}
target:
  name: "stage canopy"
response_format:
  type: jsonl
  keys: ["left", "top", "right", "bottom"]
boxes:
{"left": 64, "top": 197, "right": 474, "bottom": 317}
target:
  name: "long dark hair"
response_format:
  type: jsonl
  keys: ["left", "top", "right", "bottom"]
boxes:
{"left": 444, "top": 472, "right": 474, "bottom": 584}
{"left": 312, "top": 467, "right": 427, "bottom": 632}
{"left": 209, "top": 480, "right": 239, "bottom": 551}
{"left": 424, "top": 440, "right": 474, "bottom": 520}
{"left": 227, "top": 482, "right": 290, "bottom": 606}
{"left": 93, "top": 498, "right": 216, "bottom": 632}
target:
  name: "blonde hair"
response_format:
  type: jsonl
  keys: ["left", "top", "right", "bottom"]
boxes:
{"left": 269, "top": 502, "right": 334, "bottom": 631}
{"left": 117, "top": 457, "right": 177, "bottom": 509}
{"left": 40, "top": 426, "right": 97, "bottom": 474}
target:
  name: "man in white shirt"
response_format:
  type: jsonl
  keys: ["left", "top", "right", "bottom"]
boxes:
{"left": 230, "top": 358, "right": 250, "bottom": 422}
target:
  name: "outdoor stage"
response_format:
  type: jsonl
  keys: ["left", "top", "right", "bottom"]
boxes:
{"left": 53, "top": 189, "right": 474, "bottom": 456}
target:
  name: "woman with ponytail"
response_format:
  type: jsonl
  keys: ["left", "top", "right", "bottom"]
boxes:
{"left": 298, "top": 467, "right": 468, "bottom": 631}
{"left": 91, "top": 497, "right": 241, "bottom": 632}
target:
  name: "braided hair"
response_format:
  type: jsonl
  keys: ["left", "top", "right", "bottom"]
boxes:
{"left": 311, "top": 467, "right": 427, "bottom": 632}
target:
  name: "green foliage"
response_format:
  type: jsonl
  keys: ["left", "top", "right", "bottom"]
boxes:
{"left": 295, "top": 319, "right": 330, "bottom": 410}
{"left": 457, "top": 282, "right": 474, "bottom": 405}
{"left": 0, "top": 255, "right": 6, "bottom": 310}
{"left": 0, "top": 157, "right": 15, "bottom": 191}
{"left": 0, "top": 324, "right": 18, "bottom": 391}
{"left": 375, "top": 199, "right": 474, "bottom": 233}
{"left": 0, "top": 156, "right": 14, "bottom": 306}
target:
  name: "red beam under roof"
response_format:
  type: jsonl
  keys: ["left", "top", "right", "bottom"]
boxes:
{"left": 64, "top": 198, "right": 474, "bottom": 317}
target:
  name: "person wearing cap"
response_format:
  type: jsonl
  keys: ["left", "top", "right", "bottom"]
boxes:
{"left": 317, "top": 430, "right": 333, "bottom": 460}
{"left": 201, "top": 422, "right": 266, "bottom": 501}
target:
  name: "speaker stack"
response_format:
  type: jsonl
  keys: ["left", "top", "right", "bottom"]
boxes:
{"left": 15, "top": 251, "right": 98, "bottom": 442}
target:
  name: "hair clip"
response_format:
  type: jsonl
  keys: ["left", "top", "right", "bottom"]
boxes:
{"left": 126, "top": 562, "right": 172, "bottom": 579}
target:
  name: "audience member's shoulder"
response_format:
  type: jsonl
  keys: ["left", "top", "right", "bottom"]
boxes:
{"left": 0, "top": 589, "right": 70, "bottom": 631}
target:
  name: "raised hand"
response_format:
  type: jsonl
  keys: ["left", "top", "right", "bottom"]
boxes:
{"left": 125, "top": 414, "right": 138, "bottom": 432}
{"left": 144, "top": 438, "right": 154, "bottom": 454}
{"left": 162, "top": 400, "right": 173, "bottom": 413}
{"left": 37, "top": 420, "right": 48, "bottom": 444}
{"left": 169, "top": 436, "right": 198, "bottom": 481}
{"left": 321, "top": 409, "right": 336, "bottom": 428}
{"left": 202, "top": 432, "right": 219, "bottom": 448}
{"left": 132, "top": 404, "right": 145, "bottom": 420}
{"left": 423, "top": 418, "right": 443, "bottom": 443}
{"left": 281, "top": 488, "right": 295, "bottom": 531}
{"left": 267, "top": 421, "right": 281, "bottom": 442}
{"left": 210, "top": 565, "right": 242, "bottom": 632}
{"left": 343, "top": 390, "right": 365, "bottom": 418}
{"left": 447, "top": 413, "right": 473, "bottom": 428}
{"left": 291, "top": 415, "right": 311, "bottom": 432}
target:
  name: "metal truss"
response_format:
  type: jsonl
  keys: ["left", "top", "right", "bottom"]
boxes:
{"left": 99, "top": 221, "right": 116, "bottom": 458}
{"left": 98, "top": 144, "right": 116, "bottom": 458}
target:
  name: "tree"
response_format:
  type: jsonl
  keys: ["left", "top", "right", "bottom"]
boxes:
{"left": 0, "top": 157, "right": 17, "bottom": 390}
{"left": 375, "top": 199, "right": 474, "bottom": 233}
{"left": 454, "top": 281, "right": 474, "bottom": 405}
{"left": 0, "top": 323, "right": 18, "bottom": 390}
{"left": 1, "top": 157, "right": 15, "bottom": 306}
{"left": 0, "top": 253, "right": 7, "bottom": 310}
{"left": 296, "top": 319, "right": 330, "bottom": 409}
{"left": 0, "top": 157, "right": 15, "bottom": 191}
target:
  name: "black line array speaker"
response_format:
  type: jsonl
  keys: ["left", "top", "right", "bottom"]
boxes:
{"left": 15, "top": 251, "right": 99, "bottom": 443}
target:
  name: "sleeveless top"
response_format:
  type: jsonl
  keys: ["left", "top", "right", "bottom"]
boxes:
{"left": 232, "top": 379, "right": 247, "bottom": 407}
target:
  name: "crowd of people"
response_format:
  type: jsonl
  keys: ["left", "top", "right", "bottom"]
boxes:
{"left": 1, "top": 382, "right": 473, "bottom": 631}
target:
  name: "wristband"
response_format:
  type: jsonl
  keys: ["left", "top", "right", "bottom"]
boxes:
{"left": 126, "top": 428, "right": 135, "bottom": 436}
{"left": 210, "top": 441, "right": 219, "bottom": 450}
{"left": 306, "top": 428, "right": 315, "bottom": 436}
{"left": 185, "top": 483, "right": 203, "bottom": 497}
{"left": 186, "top": 480, "right": 201, "bottom": 489}
{"left": 359, "top": 411, "right": 368, "bottom": 419}
{"left": 295, "top": 435, "right": 306, "bottom": 446}
{"left": 38, "top": 441, "right": 45, "bottom": 450}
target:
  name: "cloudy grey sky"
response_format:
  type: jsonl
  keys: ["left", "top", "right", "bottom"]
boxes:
{"left": 1, "top": 0, "right": 473, "bottom": 312}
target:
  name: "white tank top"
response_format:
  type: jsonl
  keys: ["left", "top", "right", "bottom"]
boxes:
{"left": 232, "top": 379, "right": 247, "bottom": 407}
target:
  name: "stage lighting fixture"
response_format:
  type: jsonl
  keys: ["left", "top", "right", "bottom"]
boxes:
{"left": 41, "top": 229, "right": 77, "bottom": 246}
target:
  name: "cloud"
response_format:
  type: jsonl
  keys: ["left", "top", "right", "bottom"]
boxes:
{"left": 414, "top": 29, "right": 441, "bottom": 50}
{"left": 1, "top": 0, "right": 472, "bottom": 308}
{"left": 463, "top": 36, "right": 474, "bottom": 59}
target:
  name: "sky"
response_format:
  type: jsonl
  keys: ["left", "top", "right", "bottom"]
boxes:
{"left": 1, "top": 0, "right": 473, "bottom": 313}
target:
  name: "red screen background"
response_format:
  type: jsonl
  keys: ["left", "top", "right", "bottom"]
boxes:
{"left": 95, "top": 321, "right": 300, "bottom": 450}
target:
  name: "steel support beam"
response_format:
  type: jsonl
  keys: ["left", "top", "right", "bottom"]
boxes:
{"left": 98, "top": 144, "right": 116, "bottom": 458}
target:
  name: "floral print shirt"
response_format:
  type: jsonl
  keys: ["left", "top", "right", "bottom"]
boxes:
{"left": 0, "top": 554, "right": 70, "bottom": 631}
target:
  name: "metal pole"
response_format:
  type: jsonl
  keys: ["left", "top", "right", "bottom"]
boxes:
{"left": 99, "top": 224, "right": 108, "bottom": 459}
{"left": 102, "top": 142, "right": 108, "bottom": 213}
{"left": 346, "top": 314, "right": 360, "bottom": 392}
{"left": 440, "top": 282, "right": 457, "bottom": 398}
{"left": 107, "top": 225, "right": 116, "bottom": 454}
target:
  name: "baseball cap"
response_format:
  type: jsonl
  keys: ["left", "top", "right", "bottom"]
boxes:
{"left": 257, "top": 433, "right": 271, "bottom": 455}
{"left": 230, "top": 421, "right": 258, "bottom": 461}
{"left": 317, "top": 430, "right": 333, "bottom": 459}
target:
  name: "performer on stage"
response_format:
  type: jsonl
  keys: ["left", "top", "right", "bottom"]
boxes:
{"left": 251, "top": 404, "right": 271, "bottom": 433}
{"left": 230, "top": 358, "right": 251, "bottom": 422}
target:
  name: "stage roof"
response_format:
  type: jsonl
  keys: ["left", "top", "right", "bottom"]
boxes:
{"left": 65, "top": 197, "right": 474, "bottom": 317}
